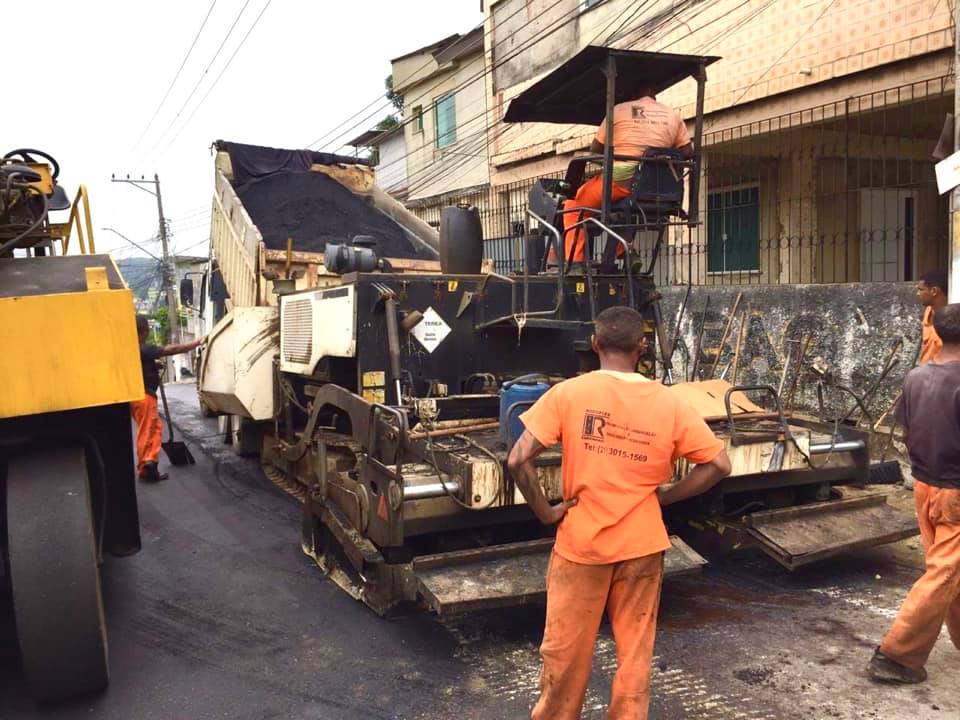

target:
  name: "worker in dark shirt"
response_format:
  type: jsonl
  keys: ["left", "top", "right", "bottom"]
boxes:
{"left": 868, "top": 303, "right": 960, "bottom": 683}
{"left": 132, "top": 315, "right": 205, "bottom": 482}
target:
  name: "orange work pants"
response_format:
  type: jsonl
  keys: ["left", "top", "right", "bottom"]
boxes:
{"left": 130, "top": 394, "right": 163, "bottom": 477}
{"left": 532, "top": 551, "right": 663, "bottom": 720}
{"left": 552, "top": 175, "right": 632, "bottom": 265}
{"left": 879, "top": 480, "right": 960, "bottom": 669}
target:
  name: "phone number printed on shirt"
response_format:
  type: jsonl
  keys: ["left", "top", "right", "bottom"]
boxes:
{"left": 582, "top": 441, "right": 648, "bottom": 463}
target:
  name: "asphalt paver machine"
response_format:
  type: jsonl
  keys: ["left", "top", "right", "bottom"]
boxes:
{"left": 252, "top": 48, "right": 917, "bottom": 616}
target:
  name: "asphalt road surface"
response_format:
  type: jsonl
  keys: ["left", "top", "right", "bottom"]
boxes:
{"left": 1, "top": 383, "right": 958, "bottom": 719}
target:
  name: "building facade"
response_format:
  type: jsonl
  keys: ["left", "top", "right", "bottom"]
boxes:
{"left": 410, "top": 0, "right": 954, "bottom": 283}
{"left": 378, "top": 27, "right": 493, "bottom": 233}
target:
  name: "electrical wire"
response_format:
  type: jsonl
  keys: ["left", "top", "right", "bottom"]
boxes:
{"left": 304, "top": 0, "right": 566, "bottom": 152}
{"left": 149, "top": 0, "right": 256, "bottom": 150}
{"left": 730, "top": 0, "right": 836, "bottom": 107}
{"left": 133, "top": 0, "right": 219, "bottom": 150}
{"left": 310, "top": 0, "right": 581, "bottom": 153}
{"left": 163, "top": 0, "right": 276, "bottom": 149}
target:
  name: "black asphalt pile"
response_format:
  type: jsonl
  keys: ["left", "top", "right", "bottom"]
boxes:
{"left": 234, "top": 170, "right": 433, "bottom": 259}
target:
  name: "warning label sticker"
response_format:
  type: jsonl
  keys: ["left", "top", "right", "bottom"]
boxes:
{"left": 411, "top": 306, "right": 451, "bottom": 353}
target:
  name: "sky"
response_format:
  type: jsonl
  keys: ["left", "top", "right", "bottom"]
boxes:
{"left": 4, "top": 0, "right": 481, "bottom": 260}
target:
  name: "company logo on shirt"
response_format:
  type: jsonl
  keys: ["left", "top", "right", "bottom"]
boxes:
{"left": 631, "top": 106, "right": 647, "bottom": 119}
{"left": 582, "top": 412, "right": 608, "bottom": 440}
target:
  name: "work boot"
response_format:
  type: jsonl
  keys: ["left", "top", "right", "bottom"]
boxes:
{"left": 141, "top": 462, "right": 169, "bottom": 483}
{"left": 867, "top": 648, "right": 927, "bottom": 683}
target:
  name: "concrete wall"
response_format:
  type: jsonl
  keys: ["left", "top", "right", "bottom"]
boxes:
{"left": 374, "top": 131, "right": 407, "bottom": 196}
{"left": 659, "top": 282, "right": 922, "bottom": 418}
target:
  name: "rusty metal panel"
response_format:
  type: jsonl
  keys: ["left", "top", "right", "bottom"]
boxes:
{"left": 745, "top": 493, "right": 919, "bottom": 570}
{"left": 414, "top": 535, "right": 706, "bottom": 615}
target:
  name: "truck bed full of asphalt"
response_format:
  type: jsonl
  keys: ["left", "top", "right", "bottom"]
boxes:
{"left": 235, "top": 170, "right": 434, "bottom": 259}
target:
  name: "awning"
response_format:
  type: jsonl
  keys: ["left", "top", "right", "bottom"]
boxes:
{"left": 503, "top": 46, "right": 720, "bottom": 126}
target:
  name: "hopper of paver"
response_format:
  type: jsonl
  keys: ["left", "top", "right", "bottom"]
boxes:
{"left": 663, "top": 380, "right": 918, "bottom": 569}
{"left": 197, "top": 140, "right": 442, "bottom": 426}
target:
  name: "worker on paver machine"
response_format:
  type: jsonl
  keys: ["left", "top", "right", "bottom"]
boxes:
{"left": 508, "top": 306, "right": 731, "bottom": 720}
{"left": 551, "top": 84, "right": 694, "bottom": 271}
{"left": 869, "top": 303, "right": 960, "bottom": 684}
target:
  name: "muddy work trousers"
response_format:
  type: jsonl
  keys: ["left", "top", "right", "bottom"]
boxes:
{"left": 531, "top": 551, "right": 663, "bottom": 720}
{"left": 880, "top": 480, "right": 960, "bottom": 669}
{"left": 130, "top": 393, "right": 163, "bottom": 477}
{"left": 551, "top": 175, "right": 632, "bottom": 265}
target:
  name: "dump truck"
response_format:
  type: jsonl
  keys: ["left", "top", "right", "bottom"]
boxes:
{"left": 0, "top": 148, "right": 143, "bottom": 700}
{"left": 198, "top": 48, "right": 918, "bottom": 616}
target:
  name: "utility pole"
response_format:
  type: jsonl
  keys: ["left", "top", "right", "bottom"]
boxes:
{"left": 111, "top": 173, "right": 181, "bottom": 378}
{"left": 951, "top": 2, "right": 960, "bottom": 303}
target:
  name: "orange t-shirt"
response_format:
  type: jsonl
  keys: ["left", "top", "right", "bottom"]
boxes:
{"left": 921, "top": 306, "right": 943, "bottom": 364}
{"left": 520, "top": 370, "right": 723, "bottom": 565}
{"left": 596, "top": 97, "right": 691, "bottom": 181}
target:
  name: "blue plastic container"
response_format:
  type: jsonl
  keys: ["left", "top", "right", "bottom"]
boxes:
{"left": 500, "top": 377, "right": 550, "bottom": 447}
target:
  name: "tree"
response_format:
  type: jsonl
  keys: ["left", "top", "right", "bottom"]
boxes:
{"left": 385, "top": 74, "right": 403, "bottom": 113}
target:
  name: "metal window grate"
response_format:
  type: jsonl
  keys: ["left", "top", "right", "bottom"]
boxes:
{"left": 282, "top": 299, "right": 313, "bottom": 364}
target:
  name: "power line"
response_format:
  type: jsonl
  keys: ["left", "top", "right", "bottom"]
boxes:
{"left": 163, "top": 0, "right": 276, "bottom": 149}
{"left": 730, "top": 0, "right": 835, "bottom": 106}
{"left": 304, "top": 0, "right": 549, "bottom": 152}
{"left": 393, "top": 0, "right": 655, "bottom": 199}
{"left": 133, "top": 0, "right": 219, "bottom": 150}
{"left": 308, "top": 0, "right": 576, "bottom": 153}
{"left": 149, "top": 0, "right": 256, "bottom": 151}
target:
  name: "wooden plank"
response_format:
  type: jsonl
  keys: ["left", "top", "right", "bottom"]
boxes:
{"left": 261, "top": 249, "right": 441, "bottom": 274}
{"left": 669, "top": 379, "right": 767, "bottom": 421}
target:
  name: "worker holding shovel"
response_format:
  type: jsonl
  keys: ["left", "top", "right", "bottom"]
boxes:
{"left": 131, "top": 314, "right": 205, "bottom": 482}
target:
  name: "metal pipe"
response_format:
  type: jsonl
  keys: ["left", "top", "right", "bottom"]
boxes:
{"left": 809, "top": 440, "right": 865, "bottom": 455}
{"left": 385, "top": 296, "right": 402, "bottom": 405}
{"left": 689, "top": 62, "right": 707, "bottom": 227}
{"left": 403, "top": 478, "right": 463, "bottom": 502}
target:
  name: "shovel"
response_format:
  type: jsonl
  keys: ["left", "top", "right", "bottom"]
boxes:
{"left": 157, "top": 373, "right": 196, "bottom": 466}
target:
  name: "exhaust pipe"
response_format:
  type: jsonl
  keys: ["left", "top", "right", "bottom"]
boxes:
{"left": 809, "top": 439, "right": 865, "bottom": 455}
{"left": 403, "top": 478, "right": 462, "bottom": 502}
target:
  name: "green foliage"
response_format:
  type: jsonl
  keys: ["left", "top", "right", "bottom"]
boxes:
{"left": 150, "top": 306, "right": 188, "bottom": 344}
{"left": 377, "top": 114, "right": 400, "bottom": 130}
{"left": 385, "top": 74, "right": 403, "bottom": 113}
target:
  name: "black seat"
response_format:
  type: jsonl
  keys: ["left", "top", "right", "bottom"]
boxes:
{"left": 609, "top": 147, "right": 686, "bottom": 224}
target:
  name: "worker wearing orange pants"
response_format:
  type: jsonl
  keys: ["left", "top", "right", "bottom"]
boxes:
{"left": 869, "top": 303, "right": 960, "bottom": 683}
{"left": 548, "top": 91, "right": 693, "bottom": 268}
{"left": 551, "top": 176, "right": 631, "bottom": 266}
{"left": 130, "top": 394, "right": 163, "bottom": 478}
{"left": 509, "top": 306, "right": 731, "bottom": 718}
{"left": 535, "top": 551, "right": 663, "bottom": 719}
{"left": 878, "top": 481, "right": 960, "bottom": 670}
{"left": 132, "top": 314, "right": 205, "bottom": 483}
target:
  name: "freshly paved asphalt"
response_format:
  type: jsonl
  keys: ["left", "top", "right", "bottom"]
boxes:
{"left": 1, "top": 383, "right": 957, "bottom": 719}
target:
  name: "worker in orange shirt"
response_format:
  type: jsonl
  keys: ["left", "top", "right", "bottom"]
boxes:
{"left": 553, "top": 87, "right": 693, "bottom": 270}
{"left": 917, "top": 270, "right": 947, "bottom": 364}
{"left": 131, "top": 314, "right": 205, "bottom": 482}
{"left": 507, "top": 306, "right": 731, "bottom": 720}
